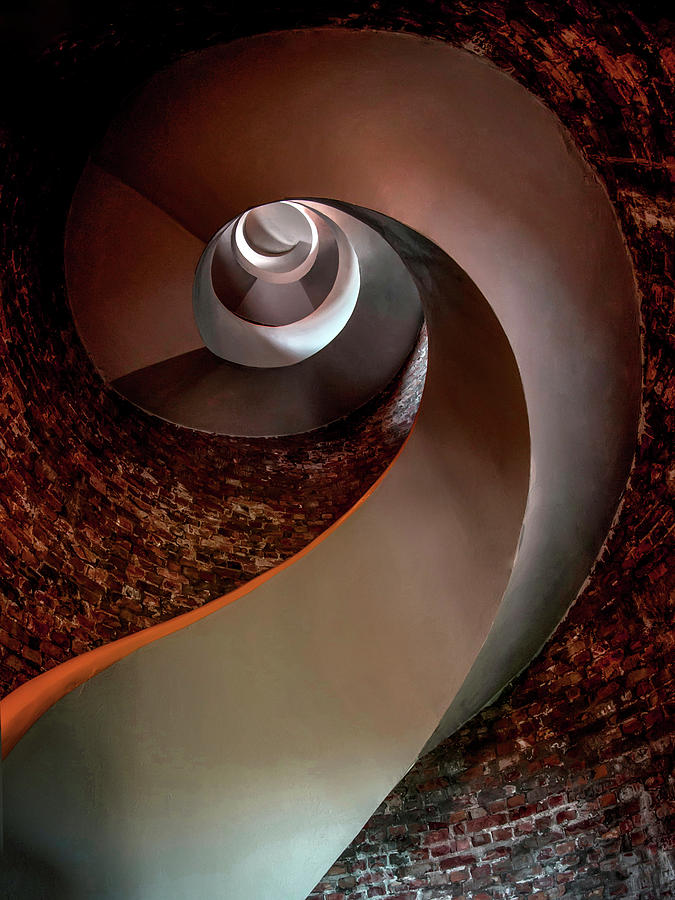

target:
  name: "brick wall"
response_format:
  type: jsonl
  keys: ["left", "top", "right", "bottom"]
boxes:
{"left": 0, "top": 2, "right": 672, "bottom": 898}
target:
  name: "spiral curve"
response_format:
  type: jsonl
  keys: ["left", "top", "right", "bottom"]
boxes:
{"left": 0, "top": 28, "right": 640, "bottom": 900}
{"left": 193, "top": 200, "right": 361, "bottom": 368}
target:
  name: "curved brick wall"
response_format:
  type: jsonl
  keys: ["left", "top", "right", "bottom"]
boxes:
{"left": 0, "top": 2, "right": 672, "bottom": 898}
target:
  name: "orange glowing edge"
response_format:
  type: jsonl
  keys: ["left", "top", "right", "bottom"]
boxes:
{"left": 0, "top": 409, "right": 421, "bottom": 759}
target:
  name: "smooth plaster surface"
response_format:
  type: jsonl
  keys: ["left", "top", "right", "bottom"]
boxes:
{"left": 66, "top": 164, "right": 205, "bottom": 381}
{"left": 192, "top": 203, "right": 360, "bottom": 368}
{"left": 112, "top": 205, "right": 423, "bottom": 435}
{"left": 67, "top": 181, "right": 423, "bottom": 437}
{"left": 4, "top": 222, "right": 530, "bottom": 899}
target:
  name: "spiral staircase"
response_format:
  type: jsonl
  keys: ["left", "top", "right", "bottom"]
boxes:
{"left": 0, "top": 28, "right": 640, "bottom": 900}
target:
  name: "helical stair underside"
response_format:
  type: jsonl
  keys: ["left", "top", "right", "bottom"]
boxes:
{"left": 1, "top": 29, "right": 640, "bottom": 900}
{"left": 105, "top": 194, "right": 424, "bottom": 437}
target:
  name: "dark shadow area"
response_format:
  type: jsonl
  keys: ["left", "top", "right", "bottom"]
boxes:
{"left": 0, "top": 839, "right": 76, "bottom": 900}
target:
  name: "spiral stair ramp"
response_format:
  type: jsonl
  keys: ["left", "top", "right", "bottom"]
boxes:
{"left": 0, "top": 29, "right": 639, "bottom": 900}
